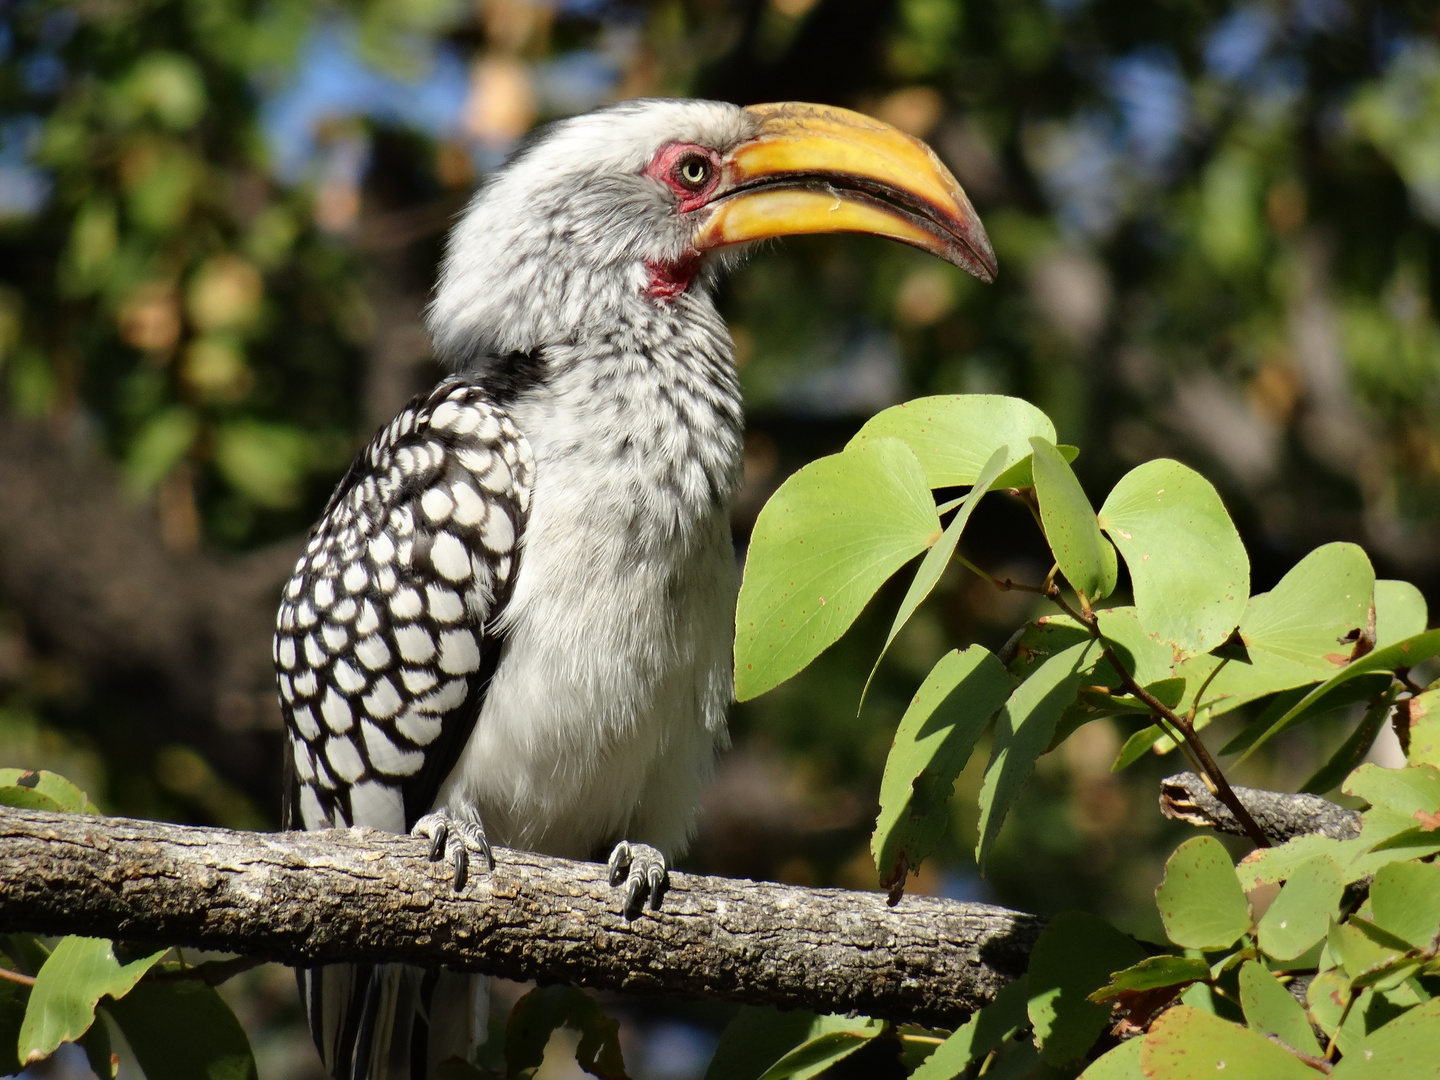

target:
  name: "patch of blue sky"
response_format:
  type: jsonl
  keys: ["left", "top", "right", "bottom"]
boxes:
{"left": 21, "top": 52, "right": 64, "bottom": 96}
{"left": 1031, "top": 112, "right": 1128, "bottom": 239}
{"left": 1204, "top": 6, "right": 1274, "bottom": 82}
{"left": 0, "top": 116, "right": 50, "bottom": 218}
{"left": 533, "top": 50, "right": 619, "bottom": 115}
{"left": 1108, "top": 47, "right": 1189, "bottom": 172}
{"left": 260, "top": 24, "right": 469, "bottom": 182}
{"left": 261, "top": 23, "right": 622, "bottom": 183}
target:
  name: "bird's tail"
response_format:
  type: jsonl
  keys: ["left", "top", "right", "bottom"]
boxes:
{"left": 298, "top": 963, "right": 490, "bottom": 1079}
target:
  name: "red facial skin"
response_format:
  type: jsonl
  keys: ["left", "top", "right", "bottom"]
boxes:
{"left": 643, "top": 141, "right": 722, "bottom": 301}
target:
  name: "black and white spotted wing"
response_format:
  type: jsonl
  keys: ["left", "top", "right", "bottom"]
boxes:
{"left": 276, "top": 377, "right": 533, "bottom": 835}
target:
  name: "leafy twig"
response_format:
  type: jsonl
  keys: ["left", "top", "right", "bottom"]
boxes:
{"left": 1042, "top": 587, "right": 1270, "bottom": 849}
{"left": 151, "top": 955, "right": 267, "bottom": 986}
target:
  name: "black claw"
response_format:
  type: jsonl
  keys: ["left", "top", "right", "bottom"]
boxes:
{"left": 478, "top": 834, "right": 495, "bottom": 872}
{"left": 452, "top": 844, "right": 469, "bottom": 892}
{"left": 623, "top": 875, "right": 646, "bottom": 921}
{"left": 647, "top": 869, "right": 666, "bottom": 911}
{"left": 427, "top": 823, "right": 448, "bottom": 862}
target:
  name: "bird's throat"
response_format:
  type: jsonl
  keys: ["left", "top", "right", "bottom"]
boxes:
{"left": 645, "top": 254, "right": 702, "bottom": 302}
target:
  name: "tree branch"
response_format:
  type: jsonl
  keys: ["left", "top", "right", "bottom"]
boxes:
{"left": 1159, "top": 772, "right": 1362, "bottom": 843}
{"left": 0, "top": 806, "right": 1042, "bottom": 1029}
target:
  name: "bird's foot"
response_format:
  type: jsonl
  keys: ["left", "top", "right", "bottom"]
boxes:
{"left": 413, "top": 809, "right": 494, "bottom": 891}
{"left": 607, "top": 840, "right": 667, "bottom": 920}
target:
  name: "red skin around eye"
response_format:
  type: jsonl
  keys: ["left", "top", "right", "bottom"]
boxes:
{"left": 642, "top": 142, "right": 721, "bottom": 300}
{"left": 644, "top": 142, "right": 722, "bottom": 213}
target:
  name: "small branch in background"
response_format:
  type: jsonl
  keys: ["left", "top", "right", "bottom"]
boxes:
{"left": 1159, "top": 773, "right": 1362, "bottom": 844}
{"left": 0, "top": 966, "right": 35, "bottom": 988}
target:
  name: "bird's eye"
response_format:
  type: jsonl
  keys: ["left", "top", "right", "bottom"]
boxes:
{"left": 677, "top": 155, "right": 711, "bottom": 190}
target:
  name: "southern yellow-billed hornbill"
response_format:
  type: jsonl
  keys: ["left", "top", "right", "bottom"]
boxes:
{"left": 275, "top": 99, "right": 995, "bottom": 1079}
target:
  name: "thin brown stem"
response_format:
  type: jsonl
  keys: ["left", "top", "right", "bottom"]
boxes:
{"left": 0, "top": 966, "right": 35, "bottom": 988}
{"left": 1044, "top": 586, "right": 1270, "bottom": 848}
{"left": 955, "top": 555, "right": 1051, "bottom": 596}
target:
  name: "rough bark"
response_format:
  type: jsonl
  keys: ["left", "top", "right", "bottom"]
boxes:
{"left": 0, "top": 805, "right": 1042, "bottom": 1028}
{"left": 1159, "top": 772, "right": 1362, "bottom": 843}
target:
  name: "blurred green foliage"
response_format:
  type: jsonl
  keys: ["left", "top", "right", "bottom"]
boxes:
{"left": 3, "top": 0, "right": 1440, "bottom": 1075}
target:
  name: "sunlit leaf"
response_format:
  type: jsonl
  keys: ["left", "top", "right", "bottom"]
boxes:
{"left": 1331, "top": 997, "right": 1440, "bottom": 1078}
{"left": 1236, "top": 630, "right": 1440, "bottom": 763}
{"left": 976, "top": 639, "right": 1101, "bottom": 867}
{"left": 1098, "top": 459, "right": 1248, "bottom": 659}
{"left": 1369, "top": 860, "right": 1440, "bottom": 950}
{"left": 705, "top": 1008, "right": 818, "bottom": 1080}
{"left": 735, "top": 438, "right": 939, "bottom": 700}
{"left": 865, "top": 446, "right": 1009, "bottom": 696}
{"left": 1077, "top": 1035, "right": 1144, "bottom": 1079}
{"left": 1155, "top": 837, "right": 1250, "bottom": 950}
{"left": 1345, "top": 763, "right": 1440, "bottom": 818}
{"left": 1373, "top": 579, "right": 1428, "bottom": 647}
{"left": 1027, "top": 911, "right": 1146, "bottom": 1067}
{"left": 1140, "top": 1006, "right": 1314, "bottom": 1079}
{"left": 1256, "top": 855, "right": 1346, "bottom": 961}
{"left": 850, "top": 394, "right": 1056, "bottom": 488}
{"left": 1088, "top": 955, "right": 1210, "bottom": 1002}
{"left": 757, "top": 1014, "right": 884, "bottom": 1080}
{"left": 0, "top": 770, "right": 97, "bottom": 814}
{"left": 872, "top": 646, "right": 1014, "bottom": 894}
{"left": 1030, "top": 437, "right": 1116, "bottom": 602}
{"left": 1408, "top": 686, "right": 1440, "bottom": 768}
{"left": 1238, "top": 961, "right": 1320, "bottom": 1057}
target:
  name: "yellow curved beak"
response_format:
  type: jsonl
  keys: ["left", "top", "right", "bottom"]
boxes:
{"left": 693, "top": 102, "right": 997, "bottom": 283}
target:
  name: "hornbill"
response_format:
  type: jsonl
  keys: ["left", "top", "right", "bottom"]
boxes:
{"left": 274, "top": 98, "right": 996, "bottom": 1079}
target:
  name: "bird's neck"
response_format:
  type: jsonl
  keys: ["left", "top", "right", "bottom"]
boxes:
{"left": 506, "top": 295, "right": 745, "bottom": 544}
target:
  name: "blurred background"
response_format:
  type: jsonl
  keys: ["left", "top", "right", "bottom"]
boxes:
{"left": 2, "top": 0, "right": 1439, "bottom": 1076}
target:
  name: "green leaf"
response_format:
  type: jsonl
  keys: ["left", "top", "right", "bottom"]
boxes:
{"left": 1345, "top": 763, "right": 1440, "bottom": 817}
{"left": 1307, "top": 969, "right": 1352, "bottom": 1041}
{"left": 212, "top": 420, "right": 309, "bottom": 509}
{"left": 1237, "top": 630, "right": 1440, "bottom": 762}
{"left": 1331, "top": 996, "right": 1440, "bottom": 1078}
{"left": 1238, "top": 543, "right": 1374, "bottom": 669}
{"left": 1140, "top": 1005, "right": 1315, "bottom": 1079}
{"left": 1030, "top": 437, "right": 1116, "bottom": 602}
{"left": 757, "top": 1015, "right": 884, "bottom": 1080}
{"left": 1098, "top": 459, "right": 1249, "bottom": 659}
{"left": 104, "top": 974, "right": 257, "bottom": 1080}
{"left": 1257, "top": 855, "right": 1348, "bottom": 961}
{"left": 850, "top": 394, "right": 1056, "bottom": 488}
{"left": 1370, "top": 861, "right": 1440, "bottom": 951}
{"left": 505, "top": 986, "right": 628, "bottom": 1080}
{"left": 1155, "top": 836, "right": 1251, "bottom": 950}
{"left": 1330, "top": 919, "right": 1406, "bottom": 984}
{"left": 910, "top": 976, "right": 1029, "bottom": 1080}
{"left": 1088, "top": 955, "right": 1211, "bottom": 1002}
{"left": 864, "top": 446, "right": 1009, "bottom": 698}
{"left": 1026, "top": 911, "right": 1146, "bottom": 1067}
{"left": 1406, "top": 686, "right": 1440, "bottom": 769}
{"left": 123, "top": 407, "right": 197, "bottom": 494}
{"left": 872, "top": 646, "right": 1015, "bottom": 893}
{"left": 976, "top": 639, "right": 1101, "bottom": 867}
{"left": 1373, "top": 579, "right": 1428, "bottom": 648}
{"left": 1094, "top": 607, "right": 1179, "bottom": 688}
{"left": 705, "top": 1008, "right": 819, "bottom": 1080}
{"left": 735, "top": 438, "right": 940, "bottom": 700}
{"left": 986, "top": 444, "right": 1079, "bottom": 491}
{"left": 1077, "top": 1036, "right": 1144, "bottom": 1079}
{"left": 18, "top": 938, "right": 167, "bottom": 1064}
{"left": 0, "top": 770, "right": 98, "bottom": 814}
{"left": 1238, "top": 961, "right": 1321, "bottom": 1056}
{"left": 1302, "top": 693, "right": 1398, "bottom": 795}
